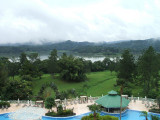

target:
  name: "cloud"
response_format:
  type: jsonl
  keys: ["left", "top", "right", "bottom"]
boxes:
{"left": 0, "top": 0, "right": 160, "bottom": 44}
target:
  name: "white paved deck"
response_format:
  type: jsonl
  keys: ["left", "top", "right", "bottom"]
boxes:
{"left": 0, "top": 100, "right": 151, "bottom": 115}
{"left": 128, "top": 100, "right": 149, "bottom": 112}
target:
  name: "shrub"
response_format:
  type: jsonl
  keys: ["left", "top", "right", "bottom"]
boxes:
{"left": 151, "top": 115, "right": 160, "bottom": 120}
{"left": 45, "top": 109, "right": 75, "bottom": 117}
{"left": 149, "top": 109, "right": 160, "bottom": 114}
{"left": 57, "top": 105, "right": 63, "bottom": 113}
{"left": 21, "top": 75, "right": 33, "bottom": 81}
{"left": 57, "top": 109, "right": 74, "bottom": 116}
{"left": 148, "top": 90, "right": 159, "bottom": 99}
{"left": 123, "top": 87, "right": 132, "bottom": 96}
{"left": 45, "top": 97, "right": 55, "bottom": 111}
{"left": 81, "top": 114, "right": 118, "bottom": 120}
{"left": 0, "top": 101, "right": 10, "bottom": 108}
{"left": 81, "top": 116, "right": 94, "bottom": 120}
{"left": 101, "top": 115, "right": 118, "bottom": 120}
{"left": 45, "top": 111, "right": 57, "bottom": 116}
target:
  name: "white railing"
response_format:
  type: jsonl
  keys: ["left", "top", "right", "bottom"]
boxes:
{"left": 5, "top": 96, "right": 158, "bottom": 109}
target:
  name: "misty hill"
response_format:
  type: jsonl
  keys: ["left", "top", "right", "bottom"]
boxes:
{"left": 0, "top": 38, "right": 160, "bottom": 55}
{"left": 104, "top": 38, "right": 160, "bottom": 52}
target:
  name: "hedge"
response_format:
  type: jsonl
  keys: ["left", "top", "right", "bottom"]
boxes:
{"left": 81, "top": 113, "right": 118, "bottom": 120}
{"left": 0, "top": 101, "right": 10, "bottom": 108}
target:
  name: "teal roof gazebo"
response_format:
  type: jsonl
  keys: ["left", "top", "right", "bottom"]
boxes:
{"left": 95, "top": 90, "right": 130, "bottom": 108}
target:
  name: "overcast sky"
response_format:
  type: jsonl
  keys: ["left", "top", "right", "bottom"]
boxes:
{"left": 0, "top": 0, "right": 160, "bottom": 44}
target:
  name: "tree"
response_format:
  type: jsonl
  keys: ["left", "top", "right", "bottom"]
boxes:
{"left": 8, "top": 57, "right": 19, "bottom": 80}
{"left": 19, "top": 52, "right": 28, "bottom": 65}
{"left": 28, "top": 53, "right": 42, "bottom": 79}
{"left": 0, "top": 63, "right": 8, "bottom": 99}
{"left": 48, "top": 49, "right": 58, "bottom": 77}
{"left": 156, "top": 96, "right": 160, "bottom": 109}
{"left": 117, "top": 50, "right": 135, "bottom": 120}
{"left": 87, "top": 104, "right": 101, "bottom": 120}
{"left": 108, "top": 61, "right": 116, "bottom": 74}
{"left": 140, "top": 111, "right": 148, "bottom": 120}
{"left": 28, "top": 52, "right": 39, "bottom": 63}
{"left": 19, "top": 52, "right": 30, "bottom": 76}
{"left": 0, "top": 57, "right": 10, "bottom": 65}
{"left": 151, "top": 115, "right": 160, "bottom": 120}
{"left": 81, "top": 59, "right": 92, "bottom": 73}
{"left": 59, "top": 54, "right": 87, "bottom": 82}
{"left": 19, "top": 53, "right": 42, "bottom": 78}
{"left": 45, "top": 97, "right": 55, "bottom": 112}
{"left": 137, "top": 46, "right": 160, "bottom": 96}
{"left": 6, "top": 79, "right": 32, "bottom": 100}
{"left": 91, "top": 61, "right": 106, "bottom": 72}
{"left": 39, "top": 59, "right": 49, "bottom": 74}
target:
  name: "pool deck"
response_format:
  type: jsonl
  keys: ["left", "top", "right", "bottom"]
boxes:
{"left": 0, "top": 100, "right": 150, "bottom": 115}
{"left": 128, "top": 100, "right": 149, "bottom": 112}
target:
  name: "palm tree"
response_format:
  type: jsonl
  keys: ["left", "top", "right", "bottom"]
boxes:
{"left": 88, "top": 104, "right": 101, "bottom": 120}
{"left": 156, "top": 96, "right": 160, "bottom": 109}
{"left": 140, "top": 111, "right": 148, "bottom": 120}
{"left": 120, "top": 85, "right": 123, "bottom": 120}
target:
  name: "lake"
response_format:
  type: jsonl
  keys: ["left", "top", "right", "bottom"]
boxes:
{"left": 40, "top": 55, "right": 118, "bottom": 62}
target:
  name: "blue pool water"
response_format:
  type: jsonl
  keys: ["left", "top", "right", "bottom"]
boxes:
{"left": 0, "top": 110, "right": 160, "bottom": 120}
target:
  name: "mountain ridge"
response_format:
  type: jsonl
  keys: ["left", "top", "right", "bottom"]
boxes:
{"left": 0, "top": 38, "right": 160, "bottom": 55}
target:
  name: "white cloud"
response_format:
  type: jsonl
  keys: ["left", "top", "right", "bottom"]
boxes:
{"left": 0, "top": 0, "right": 160, "bottom": 44}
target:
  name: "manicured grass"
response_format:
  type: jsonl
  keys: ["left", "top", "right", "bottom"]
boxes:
{"left": 86, "top": 72, "right": 118, "bottom": 96}
{"left": 10, "top": 71, "right": 144, "bottom": 98}
{"left": 32, "top": 71, "right": 118, "bottom": 97}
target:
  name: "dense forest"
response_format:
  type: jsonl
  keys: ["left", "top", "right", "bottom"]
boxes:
{"left": 0, "top": 38, "right": 160, "bottom": 55}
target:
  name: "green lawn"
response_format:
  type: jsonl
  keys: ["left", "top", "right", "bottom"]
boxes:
{"left": 11, "top": 70, "right": 143, "bottom": 98}
{"left": 32, "top": 71, "right": 118, "bottom": 97}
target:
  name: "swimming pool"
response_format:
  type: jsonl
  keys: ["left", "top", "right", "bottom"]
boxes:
{"left": 0, "top": 110, "right": 160, "bottom": 120}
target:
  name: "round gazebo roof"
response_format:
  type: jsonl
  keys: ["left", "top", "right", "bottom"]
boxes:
{"left": 108, "top": 90, "right": 117, "bottom": 95}
{"left": 96, "top": 90, "right": 130, "bottom": 108}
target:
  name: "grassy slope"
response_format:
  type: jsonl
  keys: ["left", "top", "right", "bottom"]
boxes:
{"left": 32, "top": 71, "right": 118, "bottom": 97}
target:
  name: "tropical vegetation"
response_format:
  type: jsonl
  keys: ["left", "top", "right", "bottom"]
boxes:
{"left": 81, "top": 113, "right": 118, "bottom": 120}
{"left": 0, "top": 101, "right": 10, "bottom": 108}
{"left": 0, "top": 46, "right": 160, "bottom": 110}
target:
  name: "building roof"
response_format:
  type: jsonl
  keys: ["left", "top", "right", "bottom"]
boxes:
{"left": 95, "top": 90, "right": 130, "bottom": 108}
{"left": 108, "top": 90, "right": 117, "bottom": 95}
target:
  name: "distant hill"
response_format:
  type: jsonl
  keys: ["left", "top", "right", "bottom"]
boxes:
{"left": 0, "top": 38, "right": 160, "bottom": 55}
{"left": 106, "top": 38, "right": 160, "bottom": 52}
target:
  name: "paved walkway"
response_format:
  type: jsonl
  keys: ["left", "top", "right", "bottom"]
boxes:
{"left": 128, "top": 100, "right": 149, "bottom": 112}
{"left": 66, "top": 102, "right": 93, "bottom": 115}
{"left": 0, "top": 100, "right": 150, "bottom": 115}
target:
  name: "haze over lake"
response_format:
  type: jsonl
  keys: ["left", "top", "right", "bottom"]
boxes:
{"left": 40, "top": 55, "right": 105, "bottom": 62}
{"left": 40, "top": 54, "right": 117, "bottom": 62}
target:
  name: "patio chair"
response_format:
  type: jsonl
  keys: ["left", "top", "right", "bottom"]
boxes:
{"left": 16, "top": 103, "right": 19, "bottom": 107}
{"left": 70, "top": 100, "right": 73, "bottom": 105}
{"left": 5, "top": 105, "right": 8, "bottom": 110}
{"left": 74, "top": 99, "right": 77, "bottom": 104}
{"left": 22, "top": 104, "right": 27, "bottom": 107}
{"left": 66, "top": 102, "right": 68, "bottom": 106}
{"left": 90, "top": 97, "right": 93, "bottom": 103}
{"left": 2, "top": 105, "right": 4, "bottom": 110}
{"left": 134, "top": 98, "right": 136, "bottom": 102}
{"left": 78, "top": 99, "right": 81, "bottom": 104}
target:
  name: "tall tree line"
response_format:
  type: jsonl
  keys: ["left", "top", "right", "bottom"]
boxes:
{"left": 117, "top": 46, "right": 160, "bottom": 99}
